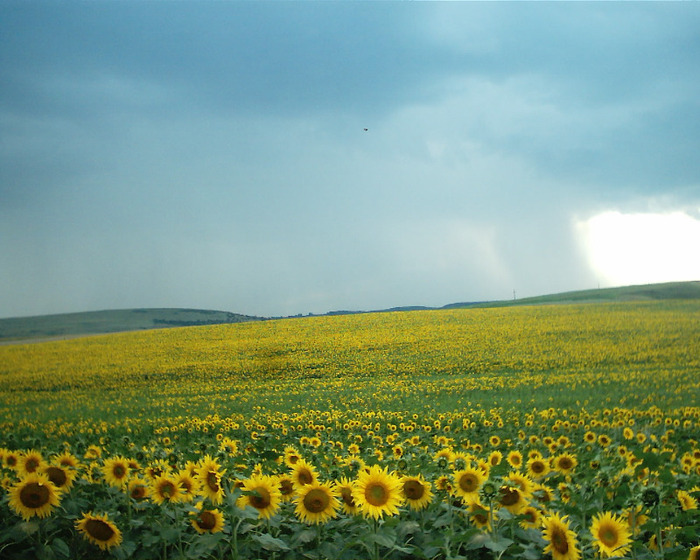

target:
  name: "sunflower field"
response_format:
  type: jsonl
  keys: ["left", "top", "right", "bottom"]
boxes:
{"left": 0, "top": 301, "right": 699, "bottom": 559}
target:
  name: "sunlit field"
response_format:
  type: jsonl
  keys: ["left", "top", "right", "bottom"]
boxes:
{"left": 1, "top": 301, "right": 699, "bottom": 559}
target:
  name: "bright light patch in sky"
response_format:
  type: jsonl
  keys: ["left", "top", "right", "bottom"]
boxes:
{"left": 577, "top": 211, "right": 700, "bottom": 286}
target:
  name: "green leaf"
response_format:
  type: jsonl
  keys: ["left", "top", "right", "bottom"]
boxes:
{"left": 50, "top": 538, "right": 70, "bottom": 559}
{"left": 252, "top": 532, "right": 290, "bottom": 552}
{"left": 294, "top": 528, "right": 317, "bottom": 545}
{"left": 396, "top": 520, "right": 420, "bottom": 537}
{"left": 483, "top": 535, "right": 514, "bottom": 554}
{"left": 369, "top": 531, "right": 396, "bottom": 549}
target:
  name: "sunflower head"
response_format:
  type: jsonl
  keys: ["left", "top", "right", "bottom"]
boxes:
{"left": 8, "top": 473, "right": 61, "bottom": 521}
{"left": 497, "top": 484, "right": 526, "bottom": 514}
{"left": 236, "top": 475, "right": 282, "bottom": 520}
{"left": 401, "top": 475, "right": 433, "bottom": 511}
{"left": 519, "top": 505, "right": 541, "bottom": 529}
{"left": 542, "top": 512, "right": 580, "bottom": 560}
{"left": 196, "top": 455, "right": 226, "bottom": 505}
{"left": 102, "top": 456, "right": 130, "bottom": 488}
{"left": 352, "top": 465, "right": 404, "bottom": 520}
{"left": 453, "top": 468, "right": 485, "bottom": 501}
{"left": 291, "top": 458, "right": 319, "bottom": 490}
{"left": 76, "top": 512, "right": 122, "bottom": 551}
{"left": 334, "top": 477, "right": 359, "bottom": 515}
{"left": 294, "top": 482, "right": 340, "bottom": 524}
{"left": 42, "top": 464, "right": 76, "bottom": 492}
{"left": 19, "top": 450, "right": 46, "bottom": 476}
{"left": 128, "top": 478, "right": 150, "bottom": 501}
{"left": 590, "top": 511, "right": 632, "bottom": 558}
{"left": 150, "top": 474, "right": 182, "bottom": 505}
{"left": 276, "top": 474, "right": 296, "bottom": 502}
{"left": 191, "top": 507, "right": 225, "bottom": 534}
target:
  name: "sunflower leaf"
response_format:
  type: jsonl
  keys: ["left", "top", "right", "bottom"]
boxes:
{"left": 50, "top": 538, "right": 70, "bottom": 559}
{"left": 253, "top": 532, "right": 290, "bottom": 552}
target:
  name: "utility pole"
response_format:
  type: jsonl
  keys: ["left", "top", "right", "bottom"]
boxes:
{"left": 513, "top": 289, "right": 516, "bottom": 300}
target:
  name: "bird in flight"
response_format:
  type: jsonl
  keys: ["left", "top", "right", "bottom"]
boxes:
{"left": 363, "top": 128, "right": 368, "bottom": 132}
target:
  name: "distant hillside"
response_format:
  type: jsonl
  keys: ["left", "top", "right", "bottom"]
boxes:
{"left": 443, "top": 281, "right": 700, "bottom": 309}
{"left": 2, "top": 281, "right": 698, "bottom": 343}
{"left": 0, "top": 308, "right": 264, "bottom": 343}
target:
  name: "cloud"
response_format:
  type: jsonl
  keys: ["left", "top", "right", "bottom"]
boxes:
{"left": 1, "top": 2, "right": 699, "bottom": 318}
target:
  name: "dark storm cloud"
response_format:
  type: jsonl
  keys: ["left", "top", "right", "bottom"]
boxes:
{"left": 1, "top": 1, "right": 699, "bottom": 318}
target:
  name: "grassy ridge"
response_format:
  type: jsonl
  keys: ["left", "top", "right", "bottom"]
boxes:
{"left": 0, "top": 308, "right": 262, "bottom": 342}
{"left": 1, "top": 281, "right": 698, "bottom": 342}
{"left": 444, "top": 280, "right": 700, "bottom": 308}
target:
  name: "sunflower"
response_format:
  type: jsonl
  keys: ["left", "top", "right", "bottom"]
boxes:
{"left": 527, "top": 457, "right": 551, "bottom": 479}
{"left": 220, "top": 437, "right": 238, "bottom": 455}
{"left": 334, "top": 477, "right": 359, "bottom": 515}
{"left": 175, "top": 469, "right": 199, "bottom": 502}
{"left": 467, "top": 501, "right": 491, "bottom": 530}
{"left": 3, "top": 450, "right": 20, "bottom": 470}
{"left": 542, "top": 512, "right": 580, "bottom": 560}
{"left": 75, "top": 512, "right": 122, "bottom": 551}
{"left": 435, "top": 475, "right": 453, "bottom": 493}
{"left": 434, "top": 448, "right": 454, "bottom": 464}
{"left": 677, "top": 489, "right": 698, "bottom": 511}
{"left": 452, "top": 467, "right": 485, "bottom": 502}
{"left": 236, "top": 474, "right": 281, "bottom": 520}
{"left": 294, "top": 482, "right": 340, "bottom": 524}
{"left": 191, "top": 507, "right": 225, "bottom": 534}
{"left": 276, "top": 474, "right": 296, "bottom": 502}
{"left": 352, "top": 465, "right": 404, "bottom": 520}
{"left": 102, "top": 456, "right": 130, "bottom": 488}
{"left": 520, "top": 505, "right": 542, "bottom": 529}
{"left": 507, "top": 450, "right": 524, "bottom": 469}
{"left": 590, "top": 511, "right": 632, "bottom": 558}
{"left": 290, "top": 458, "right": 319, "bottom": 490}
{"left": 552, "top": 453, "right": 578, "bottom": 475}
{"left": 55, "top": 451, "right": 81, "bottom": 470}
{"left": 347, "top": 443, "right": 361, "bottom": 455}
{"left": 196, "top": 455, "right": 226, "bottom": 505}
{"left": 42, "top": 463, "right": 76, "bottom": 492}
{"left": 84, "top": 445, "right": 102, "bottom": 460}
{"left": 504, "top": 471, "right": 535, "bottom": 498}
{"left": 8, "top": 473, "right": 61, "bottom": 521}
{"left": 145, "top": 458, "right": 171, "bottom": 480}
{"left": 401, "top": 475, "right": 434, "bottom": 511}
{"left": 150, "top": 474, "right": 182, "bottom": 505}
{"left": 689, "top": 545, "right": 700, "bottom": 560}
{"left": 18, "top": 449, "right": 46, "bottom": 476}
{"left": 128, "top": 477, "right": 150, "bottom": 501}
{"left": 487, "top": 450, "right": 503, "bottom": 467}
{"left": 498, "top": 484, "right": 527, "bottom": 514}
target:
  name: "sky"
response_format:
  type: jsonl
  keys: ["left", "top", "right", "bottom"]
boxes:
{"left": 1, "top": 2, "right": 699, "bottom": 319}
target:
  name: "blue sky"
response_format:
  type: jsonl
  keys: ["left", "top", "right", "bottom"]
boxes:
{"left": 2, "top": 2, "right": 699, "bottom": 318}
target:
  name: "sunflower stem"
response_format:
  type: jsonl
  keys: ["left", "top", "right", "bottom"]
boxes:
{"left": 173, "top": 504, "right": 185, "bottom": 559}
{"left": 231, "top": 517, "right": 243, "bottom": 560}
{"left": 655, "top": 502, "right": 664, "bottom": 560}
{"left": 487, "top": 495, "right": 496, "bottom": 539}
{"left": 373, "top": 517, "right": 379, "bottom": 560}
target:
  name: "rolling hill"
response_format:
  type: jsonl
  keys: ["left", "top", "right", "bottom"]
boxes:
{"left": 0, "top": 308, "right": 263, "bottom": 343}
{"left": 1, "top": 280, "right": 698, "bottom": 343}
